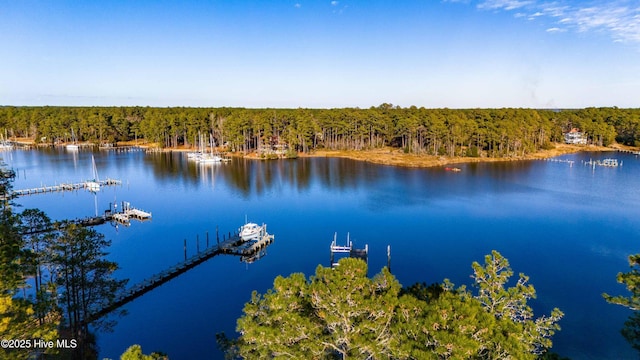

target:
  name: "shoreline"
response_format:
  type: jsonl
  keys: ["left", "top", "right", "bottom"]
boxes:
{"left": 237, "top": 143, "right": 627, "bottom": 168}
{"left": 11, "top": 138, "right": 636, "bottom": 169}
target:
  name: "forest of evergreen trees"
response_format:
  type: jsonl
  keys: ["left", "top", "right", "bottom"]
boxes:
{"left": 1, "top": 106, "right": 639, "bottom": 158}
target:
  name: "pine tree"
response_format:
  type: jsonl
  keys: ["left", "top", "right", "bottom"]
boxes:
{"left": 603, "top": 254, "right": 640, "bottom": 352}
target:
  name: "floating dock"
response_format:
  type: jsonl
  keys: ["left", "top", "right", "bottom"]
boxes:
{"left": 110, "top": 201, "right": 152, "bottom": 226}
{"left": 19, "top": 201, "right": 151, "bottom": 235}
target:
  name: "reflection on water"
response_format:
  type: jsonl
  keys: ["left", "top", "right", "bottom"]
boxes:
{"left": 7, "top": 149, "right": 546, "bottom": 203}
{"left": 3, "top": 148, "right": 640, "bottom": 360}
{"left": 142, "top": 153, "right": 384, "bottom": 196}
{"left": 138, "top": 153, "right": 546, "bottom": 203}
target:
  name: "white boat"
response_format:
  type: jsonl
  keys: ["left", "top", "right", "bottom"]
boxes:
{"left": 197, "top": 134, "right": 223, "bottom": 164}
{"left": 198, "top": 153, "right": 223, "bottom": 163}
{"left": 186, "top": 151, "right": 202, "bottom": 160}
{"left": 66, "top": 129, "right": 79, "bottom": 151}
{"left": 85, "top": 155, "right": 101, "bottom": 192}
{"left": 240, "top": 222, "right": 263, "bottom": 242}
{"left": 85, "top": 180, "right": 100, "bottom": 192}
{"left": 187, "top": 132, "right": 207, "bottom": 161}
{"left": 0, "top": 131, "right": 14, "bottom": 150}
{"left": 0, "top": 141, "right": 13, "bottom": 151}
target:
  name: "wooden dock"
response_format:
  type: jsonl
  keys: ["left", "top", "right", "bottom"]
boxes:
{"left": 616, "top": 149, "right": 640, "bottom": 155}
{"left": 99, "top": 145, "right": 143, "bottom": 152}
{"left": 10, "top": 178, "right": 122, "bottom": 198}
{"left": 330, "top": 232, "right": 368, "bottom": 267}
{"left": 85, "top": 227, "right": 274, "bottom": 323}
{"left": 19, "top": 202, "right": 151, "bottom": 235}
{"left": 582, "top": 158, "right": 622, "bottom": 168}
{"left": 109, "top": 201, "right": 152, "bottom": 226}
{"left": 544, "top": 158, "right": 575, "bottom": 166}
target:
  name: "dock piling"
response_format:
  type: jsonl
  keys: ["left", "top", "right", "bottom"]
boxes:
{"left": 85, "top": 227, "right": 275, "bottom": 323}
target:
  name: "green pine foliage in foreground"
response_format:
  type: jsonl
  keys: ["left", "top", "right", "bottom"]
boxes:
{"left": 222, "top": 252, "right": 564, "bottom": 359}
{"left": 110, "top": 344, "right": 168, "bottom": 360}
{"left": 604, "top": 254, "right": 640, "bottom": 353}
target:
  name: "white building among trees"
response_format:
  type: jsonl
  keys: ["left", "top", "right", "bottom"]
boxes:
{"left": 564, "top": 128, "right": 587, "bottom": 144}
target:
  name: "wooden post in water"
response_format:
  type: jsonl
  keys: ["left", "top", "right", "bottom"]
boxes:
{"left": 386, "top": 245, "right": 391, "bottom": 269}
{"left": 216, "top": 226, "right": 219, "bottom": 245}
{"left": 184, "top": 239, "right": 187, "bottom": 261}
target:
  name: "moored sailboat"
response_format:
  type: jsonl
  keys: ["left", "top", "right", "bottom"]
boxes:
{"left": 85, "top": 155, "right": 101, "bottom": 192}
{"left": 66, "top": 129, "right": 79, "bottom": 151}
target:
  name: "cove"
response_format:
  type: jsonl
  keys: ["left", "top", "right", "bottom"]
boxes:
{"left": 4, "top": 148, "right": 639, "bottom": 359}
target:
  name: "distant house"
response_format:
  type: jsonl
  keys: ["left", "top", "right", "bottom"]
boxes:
{"left": 564, "top": 128, "right": 587, "bottom": 145}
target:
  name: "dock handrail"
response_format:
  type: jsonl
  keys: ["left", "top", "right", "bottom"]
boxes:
{"left": 84, "top": 228, "right": 274, "bottom": 323}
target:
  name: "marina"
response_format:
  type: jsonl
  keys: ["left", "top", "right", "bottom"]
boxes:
{"left": 186, "top": 133, "right": 231, "bottom": 164}
{"left": 583, "top": 158, "right": 622, "bottom": 167}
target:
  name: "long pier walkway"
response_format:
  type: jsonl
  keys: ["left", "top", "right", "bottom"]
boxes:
{"left": 10, "top": 178, "right": 122, "bottom": 197}
{"left": 86, "top": 228, "right": 274, "bottom": 323}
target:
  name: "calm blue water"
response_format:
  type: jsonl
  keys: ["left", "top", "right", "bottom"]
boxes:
{"left": 3, "top": 148, "right": 640, "bottom": 359}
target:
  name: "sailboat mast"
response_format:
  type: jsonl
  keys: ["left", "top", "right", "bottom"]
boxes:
{"left": 92, "top": 155, "right": 99, "bottom": 181}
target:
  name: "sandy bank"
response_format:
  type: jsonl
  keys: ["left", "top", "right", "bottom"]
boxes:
{"left": 11, "top": 138, "right": 633, "bottom": 169}
{"left": 243, "top": 143, "right": 621, "bottom": 168}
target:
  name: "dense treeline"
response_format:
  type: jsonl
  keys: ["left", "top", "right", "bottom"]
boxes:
{"left": 1, "top": 106, "right": 639, "bottom": 157}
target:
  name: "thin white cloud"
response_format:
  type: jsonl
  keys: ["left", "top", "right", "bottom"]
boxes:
{"left": 471, "top": 0, "right": 640, "bottom": 43}
{"left": 331, "top": 1, "right": 339, "bottom": 6}
{"left": 546, "top": 27, "right": 566, "bottom": 32}
{"left": 478, "top": 0, "right": 534, "bottom": 11}
{"left": 294, "top": 3, "right": 301, "bottom": 8}
{"left": 540, "top": 4, "right": 570, "bottom": 18}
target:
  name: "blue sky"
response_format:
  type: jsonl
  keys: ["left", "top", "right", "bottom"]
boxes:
{"left": 2, "top": 0, "right": 639, "bottom": 108}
